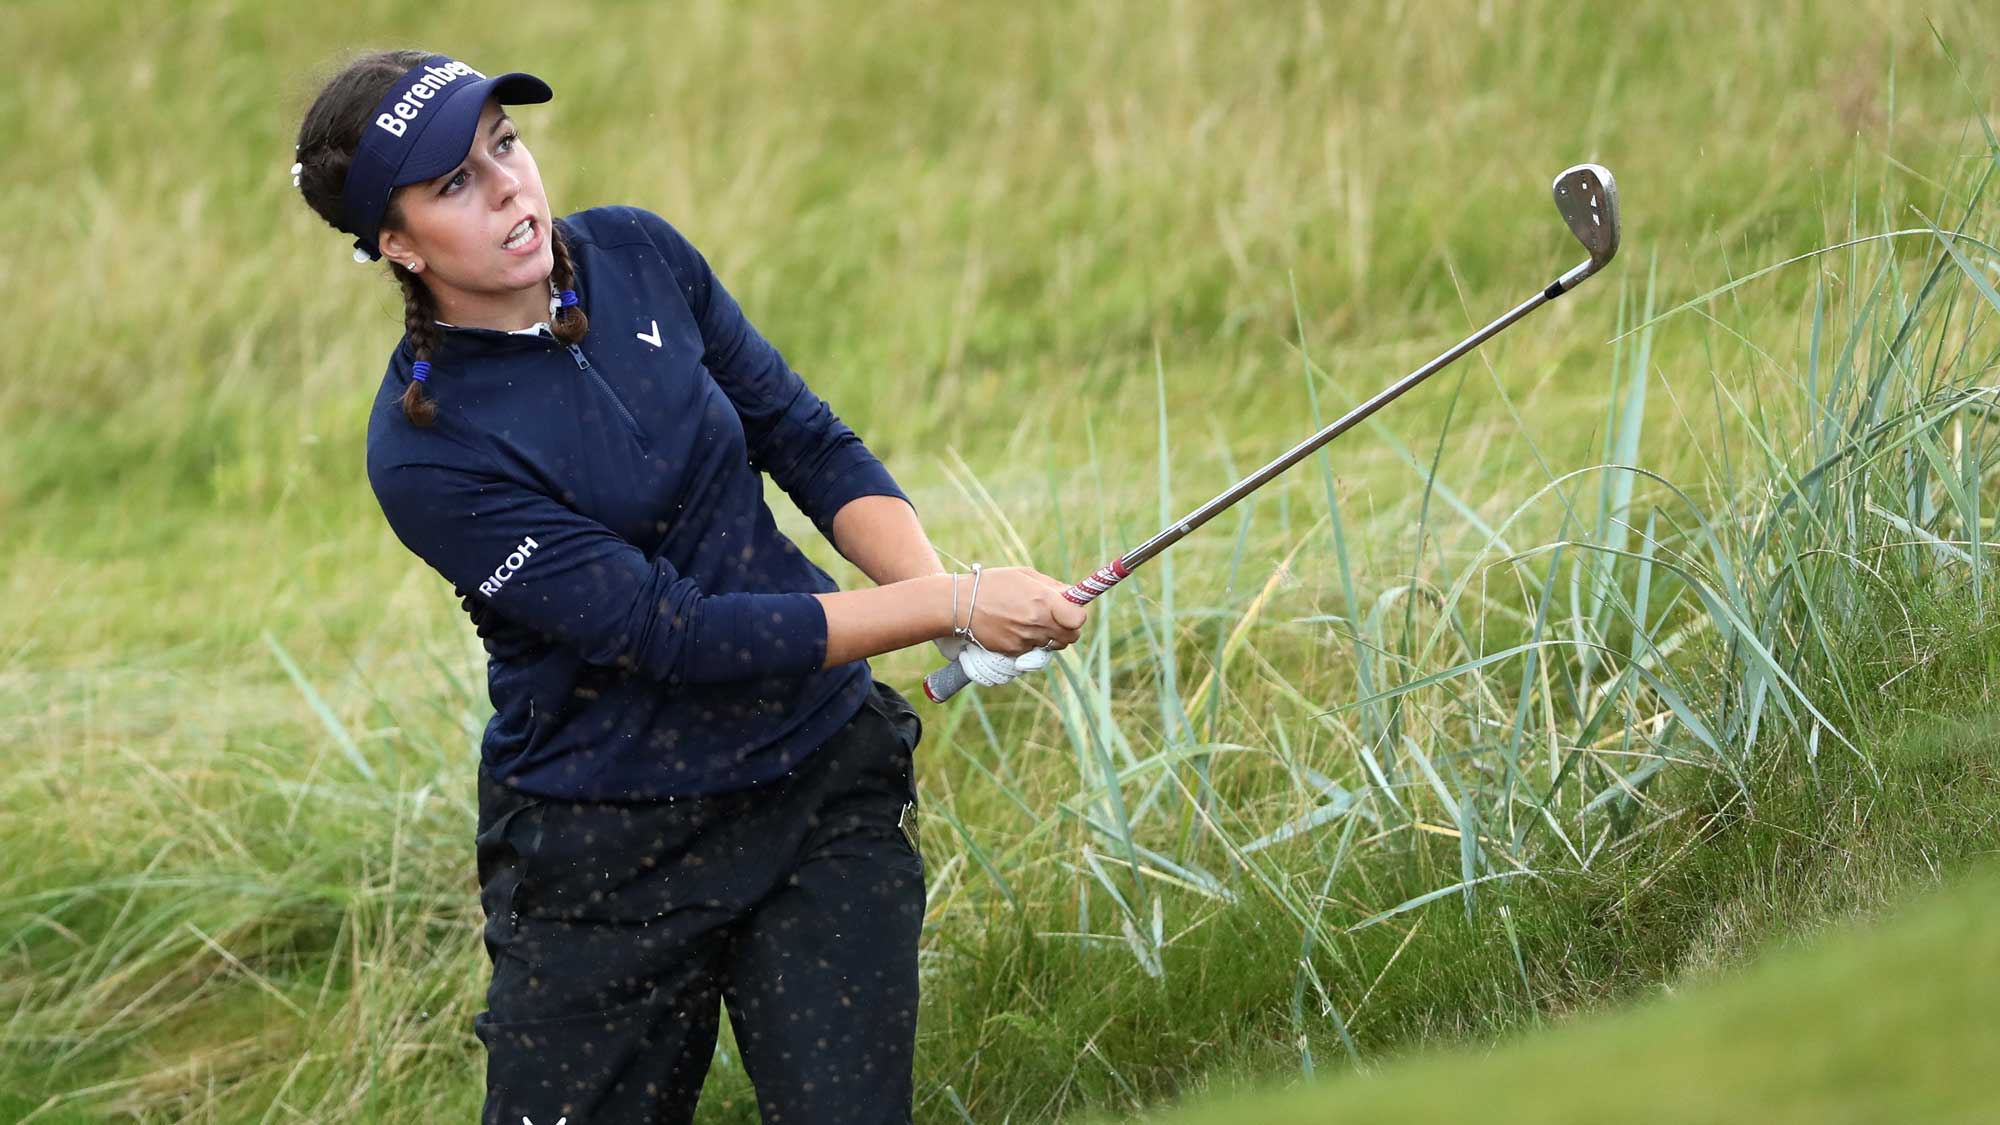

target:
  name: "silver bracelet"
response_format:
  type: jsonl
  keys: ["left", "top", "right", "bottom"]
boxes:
{"left": 957, "top": 562, "right": 984, "bottom": 645}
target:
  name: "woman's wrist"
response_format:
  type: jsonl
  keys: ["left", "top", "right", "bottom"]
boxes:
{"left": 916, "top": 572, "right": 956, "bottom": 637}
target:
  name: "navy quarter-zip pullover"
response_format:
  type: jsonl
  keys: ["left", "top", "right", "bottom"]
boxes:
{"left": 366, "top": 205, "right": 909, "bottom": 801}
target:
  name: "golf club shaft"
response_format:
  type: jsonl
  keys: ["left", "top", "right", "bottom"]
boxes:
{"left": 923, "top": 255, "right": 1602, "bottom": 704}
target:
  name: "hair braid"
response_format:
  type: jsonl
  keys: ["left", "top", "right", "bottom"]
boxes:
{"left": 393, "top": 263, "right": 443, "bottom": 427}
{"left": 549, "top": 224, "right": 589, "bottom": 345}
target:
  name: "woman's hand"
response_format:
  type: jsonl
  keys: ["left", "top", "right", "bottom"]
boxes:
{"left": 963, "top": 566, "right": 1089, "bottom": 656}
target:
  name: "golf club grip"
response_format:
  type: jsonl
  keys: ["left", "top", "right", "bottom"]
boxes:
{"left": 922, "top": 658, "right": 975, "bottom": 703}
{"left": 921, "top": 560, "right": 1131, "bottom": 703}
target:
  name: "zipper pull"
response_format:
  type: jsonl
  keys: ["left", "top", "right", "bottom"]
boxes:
{"left": 566, "top": 344, "right": 589, "bottom": 370}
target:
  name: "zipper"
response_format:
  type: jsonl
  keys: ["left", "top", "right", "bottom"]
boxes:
{"left": 565, "top": 343, "right": 644, "bottom": 442}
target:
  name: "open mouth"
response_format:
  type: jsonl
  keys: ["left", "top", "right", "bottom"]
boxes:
{"left": 502, "top": 216, "right": 539, "bottom": 253}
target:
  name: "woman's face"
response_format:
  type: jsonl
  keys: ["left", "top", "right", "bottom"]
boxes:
{"left": 377, "top": 97, "right": 554, "bottom": 323}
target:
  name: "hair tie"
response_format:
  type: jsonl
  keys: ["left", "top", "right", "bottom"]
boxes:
{"left": 411, "top": 360, "right": 432, "bottom": 383}
{"left": 558, "top": 289, "right": 578, "bottom": 308}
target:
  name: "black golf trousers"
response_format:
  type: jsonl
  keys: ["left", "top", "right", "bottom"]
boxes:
{"left": 472, "top": 679, "right": 927, "bottom": 1124}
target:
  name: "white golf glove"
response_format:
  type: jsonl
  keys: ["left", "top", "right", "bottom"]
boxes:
{"left": 932, "top": 636, "right": 1054, "bottom": 688}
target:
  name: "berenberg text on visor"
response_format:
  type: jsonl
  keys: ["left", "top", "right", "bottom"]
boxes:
{"left": 373, "top": 60, "right": 481, "bottom": 137}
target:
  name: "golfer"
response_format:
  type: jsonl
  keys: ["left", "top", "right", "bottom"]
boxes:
{"left": 290, "top": 49, "right": 1087, "bottom": 1124}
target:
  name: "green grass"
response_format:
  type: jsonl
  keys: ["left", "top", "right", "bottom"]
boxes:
{"left": 6, "top": 1, "right": 2000, "bottom": 1121}
{"left": 1150, "top": 852, "right": 2000, "bottom": 1125}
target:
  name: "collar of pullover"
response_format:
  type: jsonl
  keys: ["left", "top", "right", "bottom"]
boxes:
{"left": 398, "top": 320, "right": 567, "bottom": 374}
{"left": 436, "top": 317, "right": 554, "bottom": 338}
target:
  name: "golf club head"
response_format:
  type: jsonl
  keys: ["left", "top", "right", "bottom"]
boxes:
{"left": 1553, "top": 164, "right": 1619, "bottom": 269}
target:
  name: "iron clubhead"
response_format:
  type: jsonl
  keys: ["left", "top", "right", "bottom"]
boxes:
{"left": 1553, "top": 164, "right": 1619, "bottom": 268}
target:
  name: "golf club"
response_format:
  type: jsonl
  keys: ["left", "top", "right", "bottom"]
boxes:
{"left": 924, "top": 163, "right": 1622, "bottom": 703}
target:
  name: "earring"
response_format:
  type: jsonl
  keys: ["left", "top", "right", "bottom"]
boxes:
{"left": 405, "top": 261, "right": 420, "bottom": 272}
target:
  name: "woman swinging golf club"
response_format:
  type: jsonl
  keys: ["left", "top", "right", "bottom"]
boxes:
{"left": 291, "top": 49, "right": 1085, "bottom": 1125}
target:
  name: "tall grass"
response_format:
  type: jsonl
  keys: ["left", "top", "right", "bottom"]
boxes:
{"left": 4, "top": 2, "right": 1999, "bottom": 1121}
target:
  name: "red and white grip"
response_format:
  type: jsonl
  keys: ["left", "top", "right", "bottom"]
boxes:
{"left": 1065, "top": 559, "right": 1131, "bottom": 605}
{"left": 922, "top": 558, "right": 1130, "bottom": 703}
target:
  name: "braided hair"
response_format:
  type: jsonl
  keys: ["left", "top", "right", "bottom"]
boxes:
{"left": 293, "top": 50, "right": 589, "bottom": 427}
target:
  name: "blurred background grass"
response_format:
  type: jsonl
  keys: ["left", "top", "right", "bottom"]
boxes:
{"left": 4, "top": 1, "right": 1999, "bottom": 1121}
{"left": 7, "top": 0, "right": 1986, "bottom": 663}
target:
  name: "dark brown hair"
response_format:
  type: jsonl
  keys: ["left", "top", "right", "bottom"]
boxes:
{"left": 293, "top": 49, "right": 588, "bottom": 426}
